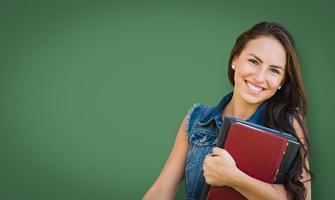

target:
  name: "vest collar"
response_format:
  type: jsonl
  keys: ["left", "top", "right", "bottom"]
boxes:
{"left": 198, "top": 91, "right": 267, "bottom": 128}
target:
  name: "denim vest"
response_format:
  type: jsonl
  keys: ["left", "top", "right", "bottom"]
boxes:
{"left": 184, "top": 92, "right": 266, "bottom": 200}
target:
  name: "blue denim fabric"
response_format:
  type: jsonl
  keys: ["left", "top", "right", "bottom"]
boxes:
{"left": 184, "top": 92, "right": 266, "bottom": 200}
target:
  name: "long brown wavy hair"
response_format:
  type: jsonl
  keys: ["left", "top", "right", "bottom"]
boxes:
{"left": 227, "top": 22, "right": 312, "bottom": 199}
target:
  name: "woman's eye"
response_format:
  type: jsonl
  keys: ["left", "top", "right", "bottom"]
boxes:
{"left": 270, "top": 68, "right": 280, "bottom": 74}
{"left": 248, "top": 59, "right": 258, "bottom": 65}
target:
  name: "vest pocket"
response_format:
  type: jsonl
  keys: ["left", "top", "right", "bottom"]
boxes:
{"left": 187, "top": 130, "right": 217, "bottom": 165}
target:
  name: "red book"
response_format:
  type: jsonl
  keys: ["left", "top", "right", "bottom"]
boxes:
{"left": 200, "top": 117, "right": 300, "bottom": 200}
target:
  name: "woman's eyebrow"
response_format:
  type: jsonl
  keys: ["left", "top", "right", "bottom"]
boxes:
{"left": 248, "top": 53, "right": 284, "bottom": 70}
{"left": 249, "top": 53, "right": 263, "bottom": 64}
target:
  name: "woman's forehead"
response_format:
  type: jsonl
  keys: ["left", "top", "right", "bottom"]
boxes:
{"left": 241, "top": 37, "right": 286, "bottom": 68}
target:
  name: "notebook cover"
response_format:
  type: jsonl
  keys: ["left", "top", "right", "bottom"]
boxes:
{"left": 200, "top": 117, "right": 300, "bottom": 200}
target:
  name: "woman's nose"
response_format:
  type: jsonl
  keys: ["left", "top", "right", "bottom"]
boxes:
{"left": 254, "top": 67, "right": 267, "bottom": 83}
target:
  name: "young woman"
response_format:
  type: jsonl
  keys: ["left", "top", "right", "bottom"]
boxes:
{"left": 143, "top": 22, "right": 312, "bottom": 200}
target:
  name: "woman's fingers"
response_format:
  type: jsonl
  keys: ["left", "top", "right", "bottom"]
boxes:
{"left": 212, "top": 147, "right": 227, "bottom": 157}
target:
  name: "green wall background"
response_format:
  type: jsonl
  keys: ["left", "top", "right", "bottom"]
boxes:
{"left": 1, "top": 0, "right": 334, "bottom": 199}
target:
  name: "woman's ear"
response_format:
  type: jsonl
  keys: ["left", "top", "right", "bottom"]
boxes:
{"left": 232, "top": 55, "right": 239, "bottom": 66}
{"left": 231, "top": 58, "right": 238, "bottom": 70}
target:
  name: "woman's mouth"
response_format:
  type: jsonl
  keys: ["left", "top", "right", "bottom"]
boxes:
{"left": 245, "top": 80, "right": 264, "bottom": 94}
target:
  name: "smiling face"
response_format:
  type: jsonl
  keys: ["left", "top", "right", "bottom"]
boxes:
{"left": 232, "top": 36, "right": 286, "bottom": 106}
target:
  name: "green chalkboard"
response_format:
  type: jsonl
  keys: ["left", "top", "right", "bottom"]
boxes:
{"left": 0, "top": 0, "right": 334, "bottom": 199}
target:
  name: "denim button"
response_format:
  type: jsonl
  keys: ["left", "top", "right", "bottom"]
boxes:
{"left": 199, "top": 135, "right": 207, "bottom": 143}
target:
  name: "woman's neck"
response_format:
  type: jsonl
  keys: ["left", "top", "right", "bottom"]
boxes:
{"left": 222, "top": 93, "right": 260, "bottom": 120}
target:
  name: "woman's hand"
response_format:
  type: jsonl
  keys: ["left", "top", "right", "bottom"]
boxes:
{"left": 202, "top": 147, "right": 240, "bottom": 187}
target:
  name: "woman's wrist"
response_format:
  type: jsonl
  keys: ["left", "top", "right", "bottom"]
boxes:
{"left": 228, "top": 167, "right": 244, "bottom": 189}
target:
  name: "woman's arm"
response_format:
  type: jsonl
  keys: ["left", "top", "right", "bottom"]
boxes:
{"left": 142, "top": 115, "right": 189, "bottom": 200}
{"left": 231, "top": 167, "right": 290, "bottom": 200}
{"left": 203, "top": 118, "right": 311, "bottom": 200}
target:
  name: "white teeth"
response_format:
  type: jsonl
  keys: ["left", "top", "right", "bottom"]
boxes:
{"left": 246, "top": 81, "right": 263, "bottom": 92}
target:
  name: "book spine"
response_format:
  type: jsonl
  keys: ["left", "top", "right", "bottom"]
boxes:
{"left": 274, "top": 141, "right": 289, "bottom": 182}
